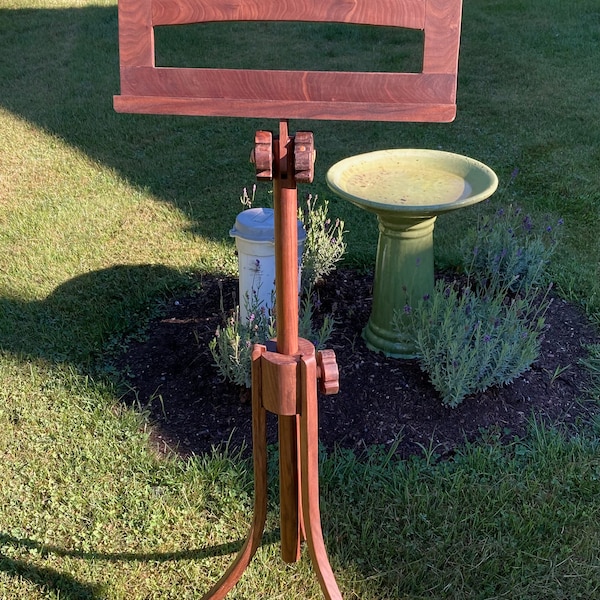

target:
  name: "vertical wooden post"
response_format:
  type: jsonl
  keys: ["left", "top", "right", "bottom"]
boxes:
{"left": 273, "top": 121, "right": 300, "bottom": 356}
{"left": 273, "top": 121, "right": 302, "bottom": 563}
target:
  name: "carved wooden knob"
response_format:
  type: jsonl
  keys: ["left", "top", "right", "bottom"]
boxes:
{"left": 294, "top": 131, "right": 316, "bottom": 183}
{"left": 251, "top": 130, "right": 273, "bottom": 180}
{"left": 316, "top": 349, "right": 339, "bottom": 395}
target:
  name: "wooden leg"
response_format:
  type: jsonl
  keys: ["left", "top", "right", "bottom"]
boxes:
{"left": 300, "top": 353, "right": 343, "bottom": 600}
{"left": 278, "top": 414, "right": 301, "bottom": 563}
{"left": 201, "top": 345, "right": 268, "bottom": 600}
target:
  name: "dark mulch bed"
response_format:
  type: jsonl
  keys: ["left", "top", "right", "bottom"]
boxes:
{"left": 116, "top": 269, "right": 599, "bottom": 460}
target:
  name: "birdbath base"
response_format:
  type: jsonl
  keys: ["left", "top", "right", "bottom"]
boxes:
{"left": 364, "top": 213, "right": 436, "bottom": 358}
{"left": 327, "top": 149, "right": 498, "bottom": 358}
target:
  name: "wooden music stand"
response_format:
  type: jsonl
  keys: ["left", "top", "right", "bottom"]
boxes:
{"left": 114, "top": 2, "right": 464, "bottom": 598}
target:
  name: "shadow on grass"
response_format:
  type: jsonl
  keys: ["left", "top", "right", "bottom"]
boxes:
{"left": 0, "top": 6, "right": 263, "bottom": 242}
{"left": 0, "top": 530, "right": 279, "bottom": 564}
{"left": 0, "top": 553, "right": 102, "bottom": 599}
{"left": 0, "top": 5, "right": 401, "bottom": 248}
{"left": 0, "top": 264, "right": 187, "bottom": 366}
{"left": 0, "top": 530, "right": 279, "bottom": 599}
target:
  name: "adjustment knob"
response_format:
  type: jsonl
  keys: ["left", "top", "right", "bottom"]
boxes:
{"left": 294, "top": 132, "right": 316, "bottom": 183}
{"left": 316, "top": 349, "right": 339, "bottom": 395}
{"left": 251, "top": 130, "right": 273, "bottom": 180}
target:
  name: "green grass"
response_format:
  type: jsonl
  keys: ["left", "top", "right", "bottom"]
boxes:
{"left": 1, "top": 0, "right": 600, "bottom": 597}
{"left": 320, "top": 426, "right": 600, "bottom": 598}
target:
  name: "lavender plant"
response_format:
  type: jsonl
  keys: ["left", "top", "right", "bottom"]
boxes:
{"left": 239, "top": 184, "right": 256, "bottom": 209}
{"left": 299, "top": 293, "right": 335, "bottom": 350}
{"left": 299, "top": 194, "right": 346, "bottom": 291}
{"left": 403, "top": 280, "right": 548, "bottom": 407}
{"left": 461, "top": 204, "right": 562, "bottom": 294}
{"left": 209, "top": 190, "right": 345, "bottom": 388}
{"left": 400, "top": 193, "right": 563, "bottom": 407}
{"left": 209, "top": 289, "right": 275, "bottom": 389}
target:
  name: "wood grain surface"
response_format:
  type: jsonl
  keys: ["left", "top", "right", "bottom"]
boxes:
{"left": 115, "top": 0, "right": 463, "bottom": 122}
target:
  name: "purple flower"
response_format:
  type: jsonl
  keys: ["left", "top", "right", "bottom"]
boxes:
{"left": 483, "top": 334, "right": 491, "bottom": 343}
{"left": 510, "top": 167, "right": 520, "bottom": 181}
{"left": 403, "top": 304, "right": 412, "bottom": 314}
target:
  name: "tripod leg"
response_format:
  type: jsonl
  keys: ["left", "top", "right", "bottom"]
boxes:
{"left": 279, "top": 414, "right": 302, "bottom": 562}
{"left": 299, "top": 354, "right": 343, "bottom": 600}
{"left": 201, "top": 345, "right": 268, "bottom": 600}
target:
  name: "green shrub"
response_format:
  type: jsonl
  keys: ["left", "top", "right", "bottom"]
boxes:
{"left": 299, "top": 194, "right": 346, "bottom": 292}
{"left": 400, "top": 203, "right": 562, "bottom": 407}
{"left": 209, "top": 190, "right": 345, "bottom": 388}
{"left": 403, "top": 281, "right": 548, "bottom": 407}
{"left": 209, "top": 289, "right": 275, "bottom": 389}
{"left": 462, "top": 204, "right": 562, "bottom": 294}
{"left": 299, "top": 293, "right": 336, "bottom": 349}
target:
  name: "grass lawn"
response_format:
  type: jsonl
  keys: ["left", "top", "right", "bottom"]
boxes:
{"left": 1, "top": 0, "right": 599, "bottom": 597}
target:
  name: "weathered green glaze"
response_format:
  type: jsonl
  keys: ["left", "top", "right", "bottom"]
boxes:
{"left": 327, "top": 149, "right": 498, "bottom": 358}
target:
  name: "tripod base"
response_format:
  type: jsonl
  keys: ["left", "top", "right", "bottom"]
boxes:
{"left": 201, "top": 339, "right": 341, "bottom": 600}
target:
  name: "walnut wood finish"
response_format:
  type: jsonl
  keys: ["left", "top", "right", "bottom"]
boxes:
{"left": 114, "top": 0, "right": 463, "bottom": 122}
{"left": 199, "top": 335, "right": 341, "bottom": 598}
{"left": 301, "top": 351, "right": 342, "bottom": 600}
{"left": 251, "top": 131, "right": 273, "bottom": 181}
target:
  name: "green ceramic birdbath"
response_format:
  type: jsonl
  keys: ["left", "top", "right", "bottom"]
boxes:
{"left": 327, "top": 149, "right": 498, "bottom": 358}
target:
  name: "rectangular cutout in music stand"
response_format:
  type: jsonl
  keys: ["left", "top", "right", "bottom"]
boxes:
{"left": 114, "top": 0, "right": 463, "bottom": 122}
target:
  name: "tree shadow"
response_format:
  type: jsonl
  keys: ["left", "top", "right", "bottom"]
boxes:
{"left": 0, "top": 5, "right": 405, "bottom": 248}
{"left": 0, "top": 264, "right": 185, "bottom": 366}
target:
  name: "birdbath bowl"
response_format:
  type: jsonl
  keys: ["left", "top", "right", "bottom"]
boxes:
{"left": 327, "top": 149, "right": 498, "bottom": 358}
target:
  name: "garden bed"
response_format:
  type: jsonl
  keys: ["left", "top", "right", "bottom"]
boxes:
{"left": 117, "top": 269, "right": 599, "bottom": 460}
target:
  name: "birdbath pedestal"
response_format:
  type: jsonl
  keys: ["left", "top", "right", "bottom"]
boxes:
{"left": 327, "top": 149, "right": 498, "bottom": 358}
